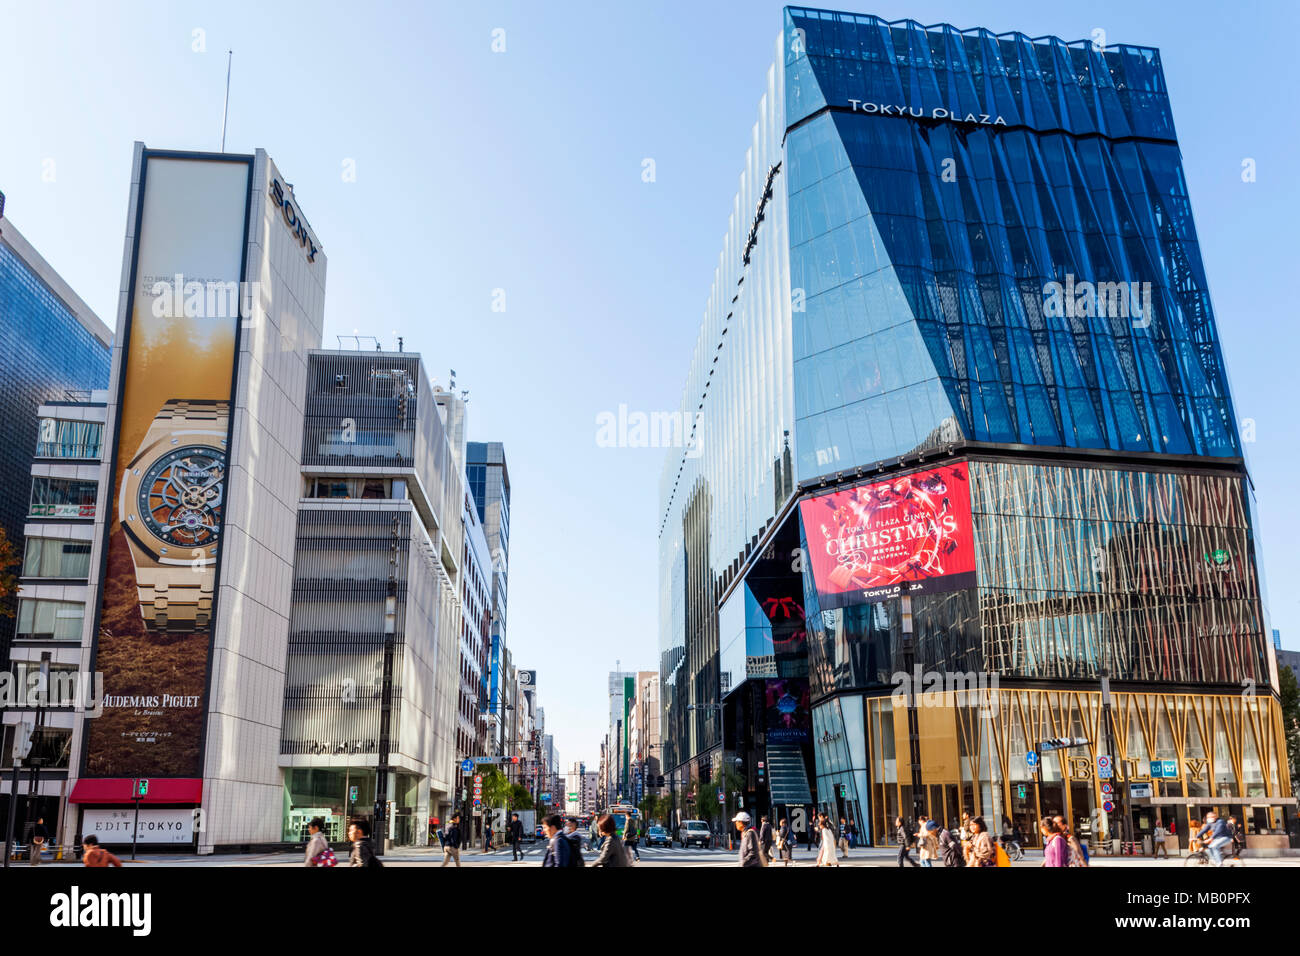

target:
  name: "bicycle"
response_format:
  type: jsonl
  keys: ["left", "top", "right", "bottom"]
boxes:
{"left": 1183, "top": 841, "right": 1245, "bottom": 867}
{"left": 998, "top": 836, "right": 1024, "bottom": 862}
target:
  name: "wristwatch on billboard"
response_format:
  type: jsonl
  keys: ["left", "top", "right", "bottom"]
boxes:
{"left": 118, "top": 399, "right": 230, "bottom": 633}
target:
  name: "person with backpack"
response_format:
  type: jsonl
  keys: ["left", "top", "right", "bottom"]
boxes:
{"left": 542, "top": 813, "right": 572, "bottom": 867}
{"left": 563, "top": 817, "right": 587, "bottom": 867}
{"left": 305, "top": 816, "right": 335, "bottom": 867}
{"left": 894, "top": 816, "right": 919, "bottom": 867}
{"left": 347, "top": 819, "right": 381, "bottom": 867}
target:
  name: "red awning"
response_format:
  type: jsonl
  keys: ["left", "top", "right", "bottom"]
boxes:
{"left": 69, "top": 778, "right": 203, "bottom": 805}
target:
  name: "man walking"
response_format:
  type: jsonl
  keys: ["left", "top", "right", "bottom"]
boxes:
{"left": 734, "top": 812, "right": 763, "bottom": 867}
{"left": 509, "top": 812, "right": 524, "bottom": 861}
{"left": 347, "top": 819, "right": 378, "bottom": 867}
{"left": 563, "top": 817, "right": 587, "bottom": 866}
{"left": 29, "top": 816, "right": 48, "bottom": 866}
{"left": 838, "top": 816, "right": 851, "bottom": 859}
{"left": 542, "top": 813, "right": 571, "bottom": 867}
{"left": 483, "top": 819, "right": 494, "bottom": 854}
{"left": 441, "top": 814, "right": 462, "bottom": 867}
{"left": 758, "top": 815, "right": 774, "bottom": 862}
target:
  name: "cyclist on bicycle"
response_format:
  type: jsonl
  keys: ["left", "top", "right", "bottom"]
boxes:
{"left": 1195, "top": 811, "right": 1232, "bottom": 866}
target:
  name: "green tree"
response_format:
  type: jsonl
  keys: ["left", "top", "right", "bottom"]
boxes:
{"left": 478, "top": 767, "right": 513, "bottom": 810}
{"left": 509, "top": 783, "right": 534, "bottom": 810}
{"left": 1279, "top": 665, "right": 1300, "bottom": 788}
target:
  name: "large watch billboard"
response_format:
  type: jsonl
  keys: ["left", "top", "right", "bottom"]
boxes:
{"left": 798, "top": 462, "right": 976, "bottom": 608}
{"left": 83, "top": 152, "right": 252, "bottom": 778}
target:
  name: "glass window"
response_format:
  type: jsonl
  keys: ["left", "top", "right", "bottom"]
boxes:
{"left": 15, "top": 599, "right": 84, "bottom": 640}
{"left": 29, "top": 477, "right": 97, "bottom": 517}
{"left": 22, "top": 537, "right": 92, "bottom": 578}
{"left": 35, "top": 419, "right": 103, "bottom": 459}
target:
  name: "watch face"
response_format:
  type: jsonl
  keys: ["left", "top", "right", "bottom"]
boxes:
{"left": 138, "top": 445, "right": 225, "bottom": 547}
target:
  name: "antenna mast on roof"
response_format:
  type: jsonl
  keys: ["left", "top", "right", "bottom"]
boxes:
{"left": 220, "top": 50, "right": 233, "bottom": 152}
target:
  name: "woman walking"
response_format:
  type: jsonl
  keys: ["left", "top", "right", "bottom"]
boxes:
{"left": 895, "top": 816, "right": 919, "bottom": 867}
{"left": 969, "top": 816, "right": 997, "bottom": 867}
{"left": 1042, "top": 819, "right": 1068, "bottom": 867}
{"left": 777, "top": 817, "right": 793, "bottom": 866}
{"left": 591, "top": 813, "right": 629, "bottom": 867}
{"left": 817, "top": 814, "right": 839, "bottom": 867}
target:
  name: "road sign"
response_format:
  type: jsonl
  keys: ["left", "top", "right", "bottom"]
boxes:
{"left": 1025, "top": 751, "right": 1039, "bottom": 768}
{"left": 540, "top": 792, "right": 552, "bottom": 803}
{"left": 1101, "top": 782, "right": 1113, "bottom": 796}
{"left": 349, "top": 785, "right": 358, "bottom": 802}
{"left": 461, "top": 758, "right": 473, "bottom": 774}
{"left": 1130, "top": 783, "right": 1153, "bottom": 799}
{"left": 1096, "top": 755, "right": 1113, "bottom": 779}
{"left": 1149, "top": 760, "right": 1164, "bottom": 778}
{"left": 473, "top": 774, "right": 483, "bottom": 786}
{"left": 1161, "top": 759, "right": 1177, "bottom": 778}
{"left": 717, "top": 788, "right": 725, "bottom": 804}
{"left": 1102, "top": 800, "right": 1115, "bottom": 813}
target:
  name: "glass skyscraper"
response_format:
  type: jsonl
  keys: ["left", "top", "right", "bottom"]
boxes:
{"left": 0, "top": 213, "right": 112, "bottom": 665}
{"left": 659, "top": 8, "right": 1292, "bottom": 850}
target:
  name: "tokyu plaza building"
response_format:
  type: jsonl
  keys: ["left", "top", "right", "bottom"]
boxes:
{"left": 657, "top": 8, "right": 1293, "bottom": 851}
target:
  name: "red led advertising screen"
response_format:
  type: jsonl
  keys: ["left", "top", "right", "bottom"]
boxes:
{"left": 798, "top": 462, "right": 976, "bottom": 608}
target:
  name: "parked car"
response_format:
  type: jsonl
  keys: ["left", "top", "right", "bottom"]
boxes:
{"left": 645, "top": 825, "right": 671, "bottom": 848}
{"left": 678, "top": 819, "right": 712, "bottom": 848}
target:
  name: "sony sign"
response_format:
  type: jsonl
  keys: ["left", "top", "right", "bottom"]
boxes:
{"left": 268, "top": 178, "right": 319, "bottom": 263}
{"left": 848, "top": 100, "right": 1008, "bottom": 126}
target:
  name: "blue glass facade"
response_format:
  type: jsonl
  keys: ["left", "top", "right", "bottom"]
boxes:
{"left": 0, "top": 229, "right": 111, "bottom": 658}
{"left": 786, "top": 7, "right": 1240, "bottom": 481}
{"left": 658, "top": 8, "right": 1284, "bottom": 841}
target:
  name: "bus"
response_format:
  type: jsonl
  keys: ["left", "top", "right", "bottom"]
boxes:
{"left": 601, "top": 804, "right": 641, "bottom": 840}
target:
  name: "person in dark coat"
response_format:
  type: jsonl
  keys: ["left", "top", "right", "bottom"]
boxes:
{"left": 348, "top": 820, "right": 378, "bottom": 867}
{"left": 509, "top": 812, "right": 525, "bottom": 861}
{"left": 592, "top": 813, "right": 630, "bottom": 867}
{"left": 758, "top": 816, "right": 774, "bottom": 860}
{"left": 895, "top": 816, "right": 919, "bottom": 867}
{"left": 542, "top": 814, "right": 572, "bottom": 867}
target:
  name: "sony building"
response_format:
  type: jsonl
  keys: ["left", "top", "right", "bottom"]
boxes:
{"left": 65, "top": 144, "right": 326, "bottom": 852}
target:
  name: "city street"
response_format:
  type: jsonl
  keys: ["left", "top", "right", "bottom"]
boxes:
{"left": 11, "top": 843, "right": 1300, "bottom": 868}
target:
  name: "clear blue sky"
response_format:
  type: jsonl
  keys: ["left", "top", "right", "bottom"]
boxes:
{"left": 2, "top": 0, "right": 1297, "bottom": 767}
